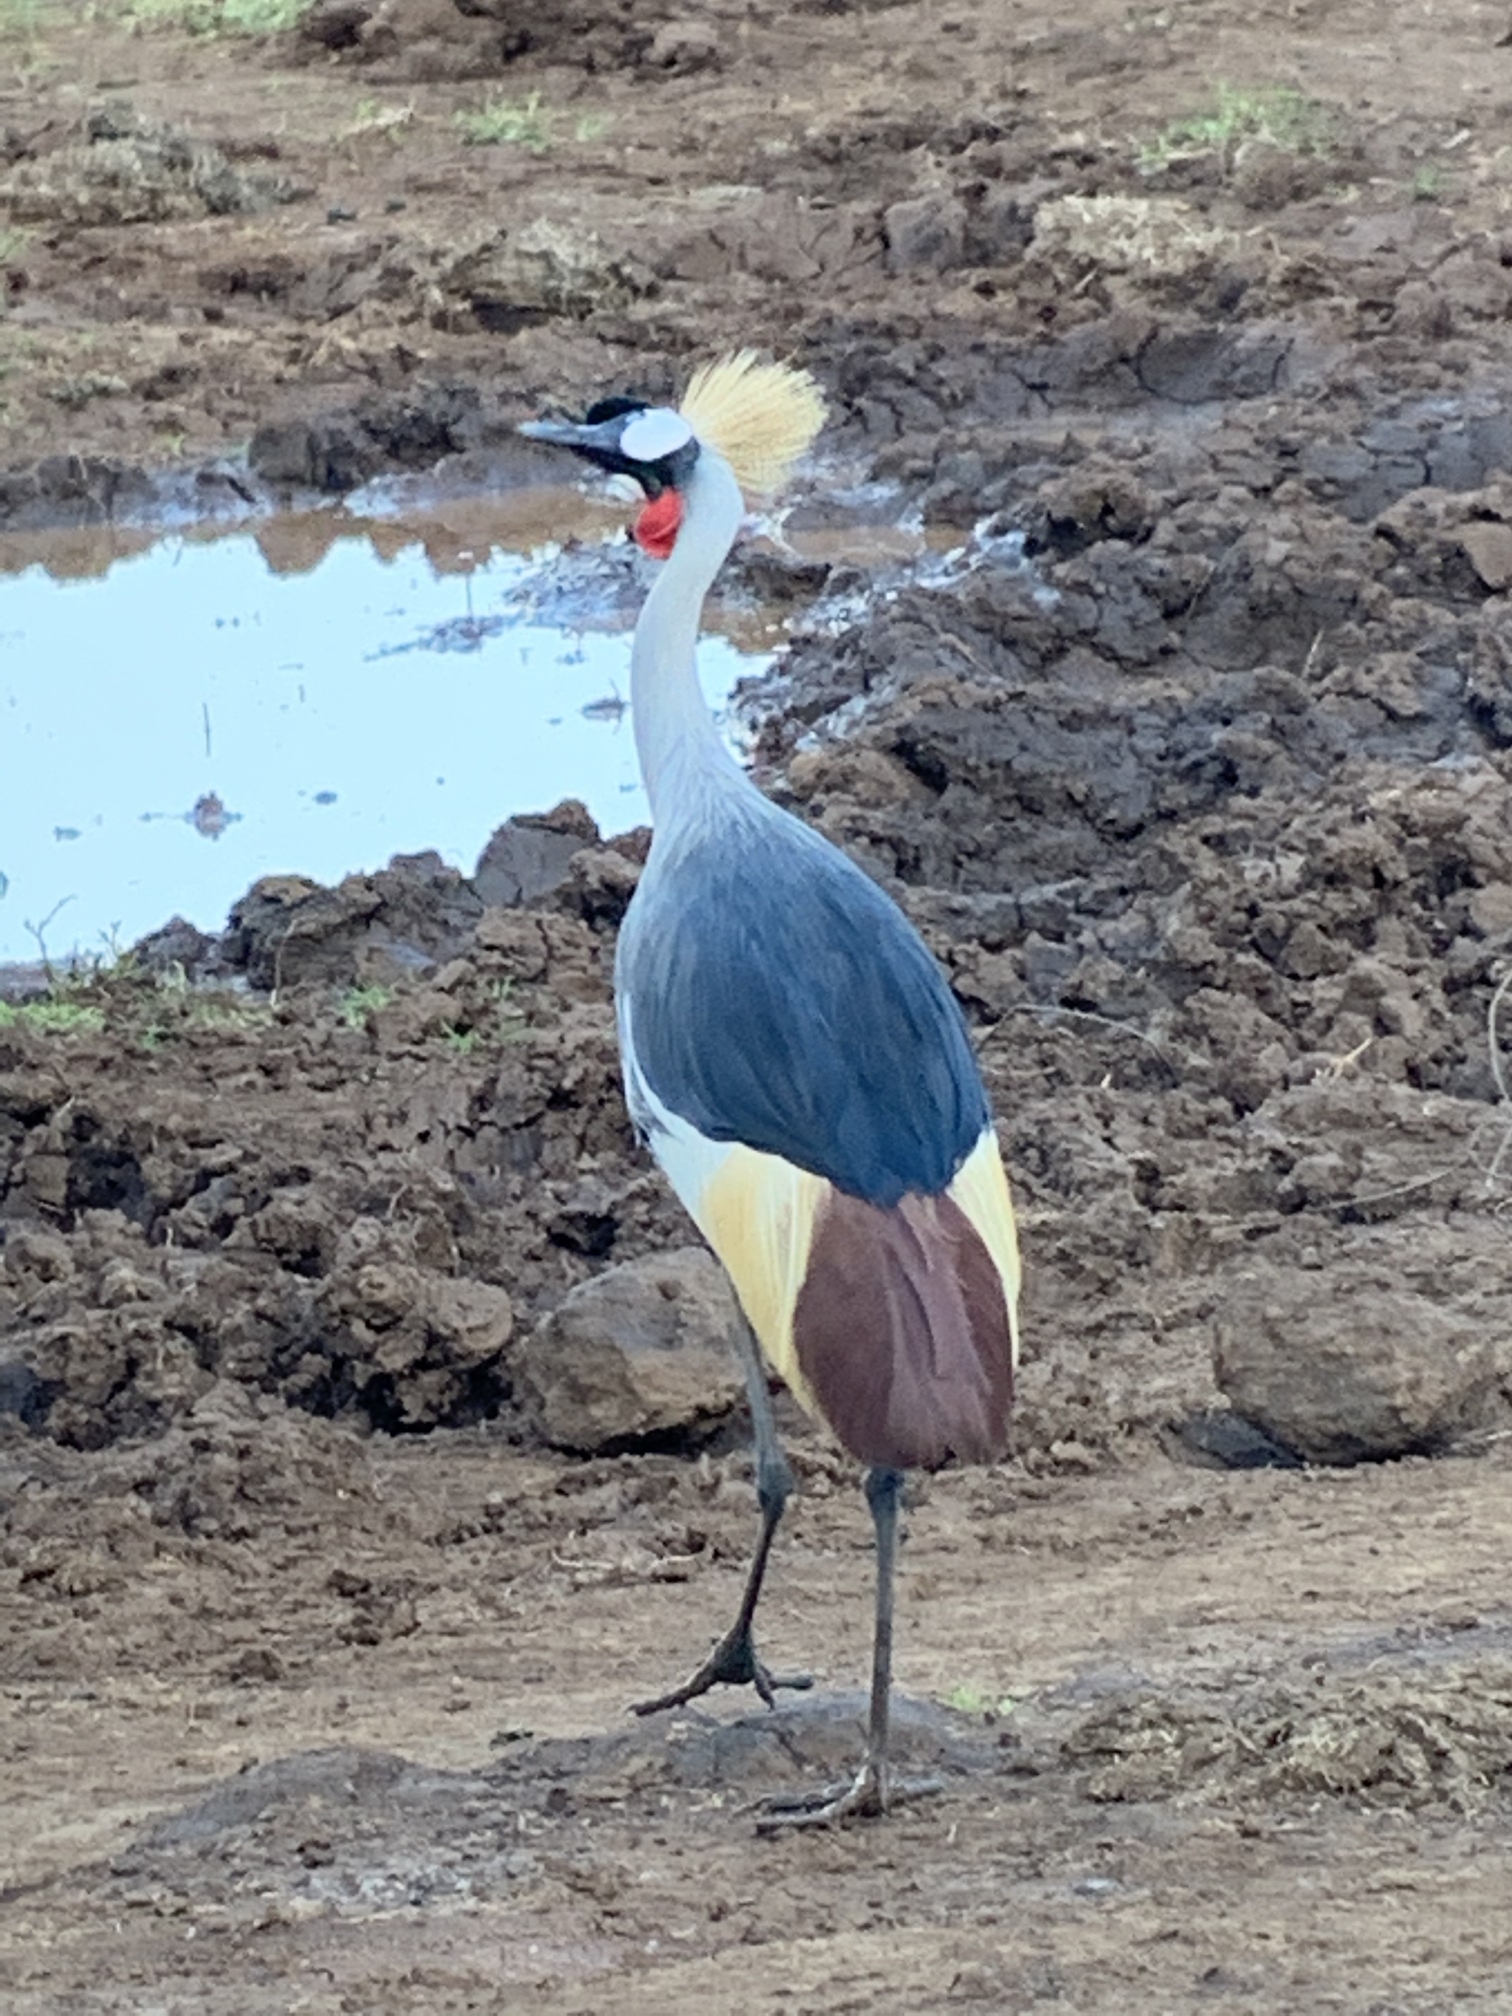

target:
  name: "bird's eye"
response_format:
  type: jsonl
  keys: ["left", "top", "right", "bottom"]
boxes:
{"left": 619, "top": 408, "right": 694, "bottom": 464}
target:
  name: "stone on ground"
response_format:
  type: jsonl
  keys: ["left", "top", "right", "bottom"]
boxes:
{"left": 514, "top": 1247, "right": 745, "bottom": 1452}
{"left": 1214, "top": 1283, "right": 1502, "bottom": 1465}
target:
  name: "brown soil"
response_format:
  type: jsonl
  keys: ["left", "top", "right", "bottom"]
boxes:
{"left": 3, "top": 1, "right": 1512, "bottom": 2009}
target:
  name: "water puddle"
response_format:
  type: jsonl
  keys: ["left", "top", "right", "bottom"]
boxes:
{"left": 1, "top": 486, "right": 911, "bottom": 968}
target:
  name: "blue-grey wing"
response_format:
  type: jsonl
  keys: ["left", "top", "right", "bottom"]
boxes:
{"left": 617, "top": 811, "right": 987, "bottom": 1207}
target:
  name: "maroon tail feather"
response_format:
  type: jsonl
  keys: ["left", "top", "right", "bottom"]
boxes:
{"left": 791, "top": 1188, "right": 1013, "bottom": 1470}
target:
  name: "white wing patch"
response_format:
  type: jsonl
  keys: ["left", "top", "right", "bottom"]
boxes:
{"left": 618, "top": 995, "right": 735, "bottom": 1234}
{"left": 619, "top": 406, "right": 694, "bottom": 465}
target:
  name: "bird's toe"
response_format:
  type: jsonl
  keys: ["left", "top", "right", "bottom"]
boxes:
{"left": 630, "top": 1625, "right": 810, "bottom": 1717}
{"left": 754, "top": 1758, "right": 942, "bottom": 1834}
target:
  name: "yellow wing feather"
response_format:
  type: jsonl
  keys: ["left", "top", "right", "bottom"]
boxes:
{"left": 678, "top": 350, "right": 827, "bottom": 500}
{"left": 698, "top": 1143, "right": 826, "bottom": 1417}
{"left": 947, "top": 1130, "right": 1022, "bottom": 1369}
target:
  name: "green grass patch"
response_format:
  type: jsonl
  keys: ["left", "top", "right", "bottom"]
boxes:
{"left": 0, "top": 997, "right": 107, "bottom": 1035}
{"left": 0, "top": 0, "right": 56, "bottom": 78}
{"left": 339, "top": 982, "right": 395, "bottom": 1029}
{"left": 185, "top": 994, "right": 271, "bottom": 1033}
{"left": 0, "top": 962, "right": 276, "bottom": 1046}
{"left": 485, "top": 978, "right": 531, "bottom": 1046}
{"left": 341, "top": 97, "right": 416, "bottom": 143}
{"left": 454, "top": 93, "right": 605, "bottom": 153}
{"left": 438, "top": 982, "right": 531, "bottom": 1056}
{"left": 0, "top": 0, "right": 44, "bottom": 38}
{"left": 123, "top": 0, "right": 308, "bottom": 34}
{"left": 134, "top": 994, "right": 271, "bottom": 1049}
{"left": 0, "top": 0, "right": 68, "bottom": 38}
{"left": 945, "top": 1683, "right": 1017, "bottom": 1719}
{"left": 1139, "top": 83, "right": 1338, "bottom": 172}
{"left": 456, "top": 91, "right": 553, "bottom": 152}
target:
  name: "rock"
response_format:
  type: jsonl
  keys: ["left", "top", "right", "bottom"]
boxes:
{"left": 131, "top": 913, "right": 226, "bottom": 980}
{"left": 545, "top": 1176, "right": 620, "bottom": 1258}
{"left": 0, "top": 1350, "right": 54, "bottom": 1429}
{"left": 1031, "top": 193, "right": 1235, "bottom": 278}
{"left": 647, "top": 20, "right": 721, "bottom": 72}
{"left": 1034, "top": 461, "right": 1155, "bottom": 555}
{"left": 556, "top": 846, "right": 641, "bottom": 929}
{"left": 226, "top": 852, "right": 483, "bottom": 990}
{"left": 1, "top": 105, "right": 299, "bottom": 229}
{"left": 315, "top": 1261, "right": 514, "bottom": 1430}
{"left": 299, "top": 0, "right": 371, "bottom": 49}
{"left": 964, "top": 182, "right": 1042, "bottom": 264}
{"left": 884, "top": 194, "right": 967, "bottom": 275}
{"left": 1460, "top": 521, "right": 1512, "bottom": 592}
{"left": 1467, "top": 882, "right": 1512, "bottom": 936}
{"left": 444, "top": 222, "right": 649, "bottom": 333}
{"left": 247, "top": 415, "right": 377, "bottom": 492}
{"left": 1231, "top": 138, "right": 1336, "bottom": 211}
{"left": 220, "top": 874, "right": 322, "bottom": 984}
{"left": 786, "top": 745, "right": 929, "bottom": 813}
{"left": 474, "top": 801, "right": 598, "bottom": 908}
{"left": 1165, "top": 1407, "right": 1303, "bottom": 1471}
{"left": 731, "top": 545, "right": 832, "bottom": 605}
{"left": 224, "top": 1644, "right": 287, "bottom": 1684}
{"left": 3, "top": 1226, "right": 76, "bottom": 1283}
{"left": 1391, "top": 279, "right": 1453, "bottom": 341}
{"left": 514, "top": 1247, "right": 746, "bottom": 1452}
{"left": 1214, "top": 1285, "right": 1502, "bottom": 1464}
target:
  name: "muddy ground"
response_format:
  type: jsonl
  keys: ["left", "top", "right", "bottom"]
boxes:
{"left": 4, "top": 0, "right": 1512, "bottom": 2009}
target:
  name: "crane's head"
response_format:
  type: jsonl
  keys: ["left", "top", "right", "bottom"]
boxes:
{"left": 520, "top": 351, "right": 827, "bottom": 560}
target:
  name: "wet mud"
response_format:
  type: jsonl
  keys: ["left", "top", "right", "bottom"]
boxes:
{"left": 3, "top": 0, "right": 1512, "bottom": 2010}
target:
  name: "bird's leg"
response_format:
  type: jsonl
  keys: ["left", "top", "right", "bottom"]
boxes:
{"left": 756, "top": 1465, "right": 942, "bottom": 1832}
{"left": 631, "top": 1317, "right": 811, "bottom": 1716}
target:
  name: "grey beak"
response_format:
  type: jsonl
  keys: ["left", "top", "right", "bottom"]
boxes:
{"left": 518, "top": 416, "right": 622, "bottom": 452}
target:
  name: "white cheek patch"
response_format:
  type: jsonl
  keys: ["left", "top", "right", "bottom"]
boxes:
{"left": 619, "top": 406, "right": 694, "bottom": 464}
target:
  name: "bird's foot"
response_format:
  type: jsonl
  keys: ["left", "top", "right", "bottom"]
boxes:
{"left": 630, "top": 1622, "right": 812, "bottom": 1717}
{"left": 754, "top": 1753, "right": 943, "bottom": 1834}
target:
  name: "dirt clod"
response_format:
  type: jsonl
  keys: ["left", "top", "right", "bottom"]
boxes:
{"left": 514, "top": 1247, "right": 746, "bottom": 1452}
{"left": 474, "top": 801, "right": 602, "bottom": 909}
{"left": 1214, "top": 1283, "right": 1505, "bottom": 1464}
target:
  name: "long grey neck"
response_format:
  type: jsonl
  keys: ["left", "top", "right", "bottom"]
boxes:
{"left": 632, "top": 449, "right": 750, "bottom": 826}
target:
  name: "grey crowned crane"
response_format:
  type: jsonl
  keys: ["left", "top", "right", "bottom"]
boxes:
{"left": 521, "top": 354, "right": 1021, "bottom": 1827}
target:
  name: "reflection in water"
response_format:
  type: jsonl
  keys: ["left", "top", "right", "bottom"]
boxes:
{"left": 0, "top": 492, "right": 770, "bottom": 964}
{"left": 140, "top": 791, "right": 243, "bottom": 840}
{"left": 190, "top": 793, "right": 237, "bottom": 840}
{"left": 0, "top": 486, "right": 628, "bottom": 587}
{"left": 581, "top": 686, "right": 627, "bottom": 724}
{"left": 368, "top": 570, "right": 511, "bottom": 659}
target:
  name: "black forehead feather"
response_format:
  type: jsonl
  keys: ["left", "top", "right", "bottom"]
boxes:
{"left": 584, "top": 394, "right": 648, "bottom": 425}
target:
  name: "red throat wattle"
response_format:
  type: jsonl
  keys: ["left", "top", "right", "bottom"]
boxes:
{"left": 633, "top": 489, "right": 684, "bottom": 559}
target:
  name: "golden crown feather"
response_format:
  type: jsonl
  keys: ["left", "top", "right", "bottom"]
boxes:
{"left": 678, "top": 350, "right": 827, "bottom": 500}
